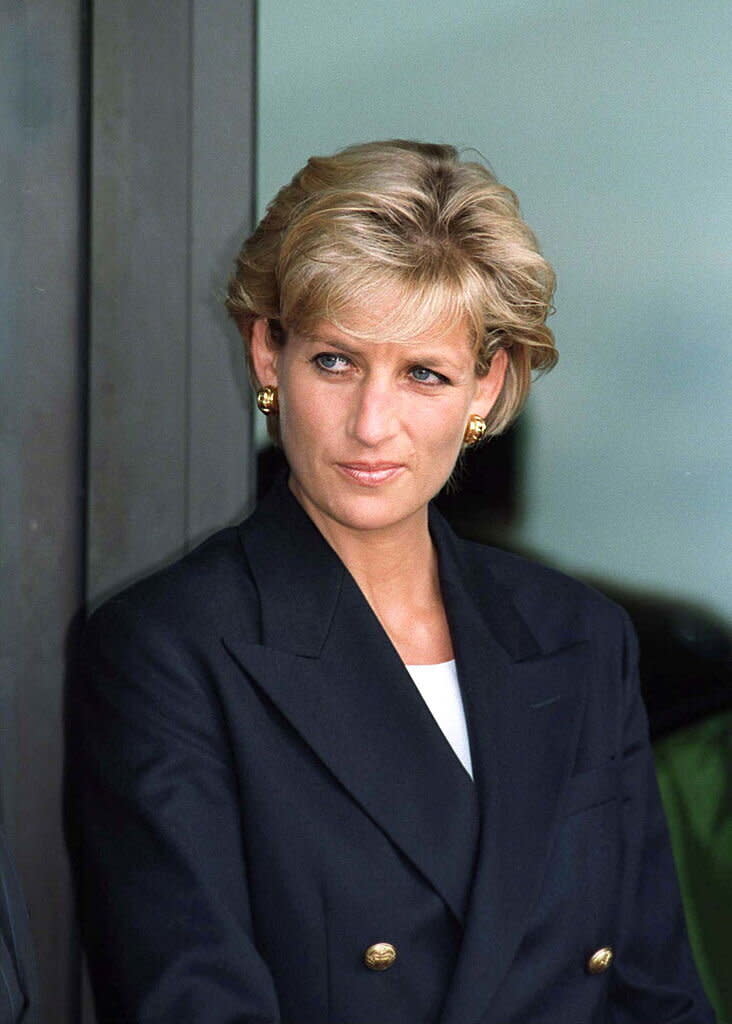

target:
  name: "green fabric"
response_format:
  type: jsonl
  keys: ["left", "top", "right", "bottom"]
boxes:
{"left": 654, "top": 710, "right": 732, "bottom": 1024}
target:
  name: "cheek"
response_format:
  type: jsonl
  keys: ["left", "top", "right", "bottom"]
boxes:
{"left": 416, "top": 403, "right": 470, "bottom": 452}
{"left": 280, "top": 385, "right": 337, "bottom": 452}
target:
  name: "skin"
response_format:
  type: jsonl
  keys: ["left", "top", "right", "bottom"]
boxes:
{"left": 250, "top": 311, "right": 507, "bottom": 664}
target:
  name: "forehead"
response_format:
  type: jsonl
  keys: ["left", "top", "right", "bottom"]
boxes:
{"left": 294, "top": 286, "right": 475, "bottom": 352}
{"left": 293, "top": 272, "right": 475, "bottom": 336}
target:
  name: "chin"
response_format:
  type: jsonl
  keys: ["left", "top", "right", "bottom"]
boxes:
{"left": 324, "top": 487, "right": 431, "bottom": 535}
{"left": 290, "top": 465, "right": 443, "bottom": 536}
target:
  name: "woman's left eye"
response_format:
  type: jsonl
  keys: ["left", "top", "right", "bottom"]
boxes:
{"left": 409, "top": 366, "right": 449, "bottom": 385}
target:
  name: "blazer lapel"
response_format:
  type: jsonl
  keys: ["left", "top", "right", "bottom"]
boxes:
{"left": 223, "top": 478, "right": 480, "bottom": 924}
{"left": 431, "top": 512, "right": 588, "bottom": 1024}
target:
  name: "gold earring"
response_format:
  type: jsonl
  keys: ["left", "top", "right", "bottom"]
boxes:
{"left": 256, "top": 386, "right": 278, "bottom": 416}
{"left": 463, "top": 414, "right": 487, "bottom": 447}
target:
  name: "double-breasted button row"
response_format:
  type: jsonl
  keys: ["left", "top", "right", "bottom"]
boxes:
{"left": 363, "top": 942, "right": 397, "bottom": 971}
{"left": 586, "top": 946, "right": 613, "bottom": 974}
{"left": 363, "top": 941, "right": 610, "bottom": 975}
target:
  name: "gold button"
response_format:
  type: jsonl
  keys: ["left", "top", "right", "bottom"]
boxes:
{"left": 364, "top": 942, "right": 397, "bottom": 971}
{"left": 587, "top": 946, "right": 614, "bottom": 974}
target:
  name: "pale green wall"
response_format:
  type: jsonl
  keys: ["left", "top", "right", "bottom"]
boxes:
{"left": 257, "top": 0, "right": 732, "bottom": 620}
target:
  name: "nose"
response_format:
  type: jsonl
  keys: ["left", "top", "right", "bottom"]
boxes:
{"left": 348, "top": 378, "right": 400, "bottom": 447}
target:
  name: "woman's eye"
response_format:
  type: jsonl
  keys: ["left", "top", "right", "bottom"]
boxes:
{"left": 313, "top": 353, "right": 351, "bottom": 373}
{"left": 410, "top": 366, "right": 448, "bottom": 385}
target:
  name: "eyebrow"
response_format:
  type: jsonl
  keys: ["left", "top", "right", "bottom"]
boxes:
{"left": 303, "top": 334, "right": 362, "bottom": 357}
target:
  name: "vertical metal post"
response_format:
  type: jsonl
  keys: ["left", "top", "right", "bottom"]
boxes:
{"left": 1, "top": 2, "right": 87, "bottom": 1019}
{"left": 1, "top": 1, "right": 256, "bottom": 1020}
{"left": 88, "top": 0, "right": 256, "bottom": 605}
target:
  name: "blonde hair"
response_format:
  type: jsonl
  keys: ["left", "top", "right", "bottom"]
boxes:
{"left": 226, "top": 139, "right": 557, "bottom": 440}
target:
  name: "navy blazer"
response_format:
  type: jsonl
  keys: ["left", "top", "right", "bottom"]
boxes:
{"left": 71, "top": 477, "right": 713, "bottom": 1023}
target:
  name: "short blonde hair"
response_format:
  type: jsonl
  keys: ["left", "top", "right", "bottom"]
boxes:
{"left": 226, "top": 139, "right": 557, "bottom": 439}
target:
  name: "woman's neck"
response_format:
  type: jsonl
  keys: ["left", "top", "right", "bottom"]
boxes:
{"left": 291, "top": 482, "right": 453, "bottom": 664}
{"left": 335, "top": 523, "right": 454, "bottom": 665}
{"left": 334, "top": 517, "right": 439, "bottom": 613}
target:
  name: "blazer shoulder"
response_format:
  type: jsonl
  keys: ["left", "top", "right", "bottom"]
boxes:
{"left": 84, "top": 523, "right": 260, "bottom": 653}
{"left": 458, "top": 535, "right": 629, "bottom": 648}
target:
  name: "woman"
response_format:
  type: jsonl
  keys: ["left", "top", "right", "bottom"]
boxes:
{"left": 72, "top": 141, "right": 713, "bottom": 1023}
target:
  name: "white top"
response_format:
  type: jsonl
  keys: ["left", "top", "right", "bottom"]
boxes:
{"left": 404, "top": 660, "right": 474, "bottom": 779}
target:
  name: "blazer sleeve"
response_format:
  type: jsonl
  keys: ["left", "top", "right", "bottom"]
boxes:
{"left": 610, "top": 609, "right": 716, "bottom": 1023}
{"left": 69, "top": 595, "right": 281, "bottom": 1024}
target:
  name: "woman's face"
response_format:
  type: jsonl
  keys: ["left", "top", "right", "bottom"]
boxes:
{"left": 250, "top": 308, "right": 507, "bottom": 541}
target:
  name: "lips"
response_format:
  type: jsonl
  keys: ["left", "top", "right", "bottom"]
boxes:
{"left": 336, "top": 462, "right": 405, "bottom": 486}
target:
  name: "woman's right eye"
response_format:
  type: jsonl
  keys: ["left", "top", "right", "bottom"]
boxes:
{"left": 312, "top": 353, "right": 351, "bottom": 373}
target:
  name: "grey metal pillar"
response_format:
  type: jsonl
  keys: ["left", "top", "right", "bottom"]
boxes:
{"left": 88, "top": 0, "right": 257, "bottom": 604}
{"left": 1, "top": 2, "right": 87, "bottom": 1020}
{"left": 1, "top": 1, "right": 257, "bottom": 1021}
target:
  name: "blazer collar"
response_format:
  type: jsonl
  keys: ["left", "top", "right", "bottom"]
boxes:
{"left": 236, "top": 475, "right": 344, "bottom": 659}
{"left": 428, "top": 501, "right": 542, "bottom": 663}
{"left": 237, "top": 473, "right": 542, "bottom": 664}
{"left": 227, "top": 476, "right": 587, "bottom": 1013}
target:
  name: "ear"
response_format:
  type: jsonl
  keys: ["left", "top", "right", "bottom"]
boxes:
{"left": 250, "top": 318, "right": 281, "bottom": 388}
{"left": 469, "top": 347, "right": 508, "bottom": 418}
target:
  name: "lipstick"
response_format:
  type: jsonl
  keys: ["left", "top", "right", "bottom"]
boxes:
{"left": 337, "top": 462, "right": 405, "bottom": 486}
